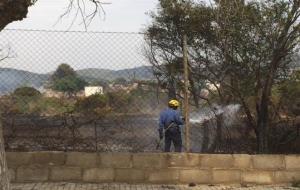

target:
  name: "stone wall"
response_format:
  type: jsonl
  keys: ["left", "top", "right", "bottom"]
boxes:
{"left": 6, "top": 152, "right": 300, "bottom": 185}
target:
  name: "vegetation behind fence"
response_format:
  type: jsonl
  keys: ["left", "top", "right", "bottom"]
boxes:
{"left": 0, "top": 28, "right": 299, "bottom": 154}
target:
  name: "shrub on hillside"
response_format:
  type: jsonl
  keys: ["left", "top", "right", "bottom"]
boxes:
{"left": 13, "top": 86, "right": 41, "bottom": 97}
{"left": 75, "top": 94, "right": 110, "bottom": 116}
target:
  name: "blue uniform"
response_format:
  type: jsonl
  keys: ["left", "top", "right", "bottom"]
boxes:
{"left": 159, "top": 108, "right": 184, "bottom": 152}
{"left": 159, "top": 108, "right": 184, "bottom": 130}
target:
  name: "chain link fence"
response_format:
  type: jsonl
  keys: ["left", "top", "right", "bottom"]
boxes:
{"left": 0, "top": 29, "right": 299, "bottom": 153}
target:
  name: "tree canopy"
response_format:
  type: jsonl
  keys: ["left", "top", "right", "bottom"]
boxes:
{"left": 145, "top": 0, "right": 300, "bottom": 153}
{"left": 50, "top": 64, "right": 87, "bottom": 95}
{"left": 13, "top": 86, "right": 41, "bottom": 97}
{"left": 51, "top": 63, "right": 77, "bottom": 80}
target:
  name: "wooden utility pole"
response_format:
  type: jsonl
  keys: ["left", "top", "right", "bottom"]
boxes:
{"left": 183, "top": 34, "right": 190, "bottom": 152}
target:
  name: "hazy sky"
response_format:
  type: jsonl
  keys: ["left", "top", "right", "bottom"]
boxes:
{"left": 2, "top": 0, "right": 210, "bottom": 73}
{"left": 1, "top": 0, "right": 161, "bottom": 73}
{"left": 7, "top": 0, "right": 158, "bottom": 32}
{"left": 0, "top": 29, "right": 147, "bottom": 73}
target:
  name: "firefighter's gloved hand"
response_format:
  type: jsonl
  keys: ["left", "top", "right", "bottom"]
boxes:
{"left": 159, "top": 128, "right": 163, "bottom": 140}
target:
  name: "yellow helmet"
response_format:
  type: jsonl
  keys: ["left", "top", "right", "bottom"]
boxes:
{"left": 168, "top": 99, "right": 180, "bottom": 107}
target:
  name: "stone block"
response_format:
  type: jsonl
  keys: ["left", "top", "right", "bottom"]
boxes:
{"left": 275, "top": 171, "right": 300, "bottom": 183}
{"left": 133, "top": 154, "right": 167, "bottom": 169}
{"left": 100, "top": 153, "right": 132, "bottom": 168}
{"left": 9, "top": 169, "right": 16, "bottom": 182}
{"left": 115, "top": 169, "right": 145, "bottom": 182}
{"left": 16, "top": 166, "right": 48, "bottom": 182}
{"left": 66, "top": 152, "right": 97, "bottom": 168}
{"left": 148, "top": 169, "right": 179, "bottom": 183}
{"left": 233, "top": 155, "right": 252, "bottom": 169}
{"left": 6, "top": 152, "right": 32, "bottom": 168}
{"left": 31, "top": 152, "right": 65, "bottom": 166}
{"left": 285, "top": 155, "right": 300, "bottom": 170}
{"left": 179, "top": 169, "right": 212, "bottom": 184}
{"left": 50, "top": 167, "right": 82, "bottom": 181}
{"left": 168, "top": 153, "right": 200, "bottom": 167}
{"left": 83, "top": 168, "right": 114, "bottom": 182}
{"left": 201, "top": 154, "right": 234, "bottom": 169}
{"left": 242, "top": 171, "right": 274, "bottom": 184}
{"left": 252, "top": 155, "right": 284, "bottom": 170}
{"left": 212, "top": 170, "right": 241, "bottom": 183}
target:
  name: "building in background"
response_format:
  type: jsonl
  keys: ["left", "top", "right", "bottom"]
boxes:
{"left": 85, "top": 86, "right": 104, "bottom": 96}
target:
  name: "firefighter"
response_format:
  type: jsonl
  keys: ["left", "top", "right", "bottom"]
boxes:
{"left": 158, "top": 99, "right": 184, "bottom": 152}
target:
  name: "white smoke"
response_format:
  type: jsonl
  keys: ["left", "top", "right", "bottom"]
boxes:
{"left": 190, "top": 104, "right": 241, "bottom": 126}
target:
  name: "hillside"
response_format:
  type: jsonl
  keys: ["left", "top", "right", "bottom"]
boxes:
{"left": 0, "top": 66, "right": 154, "bottom": 94}
{"left": 114, "top": 66, "right": 154, "bottom": 81}
{"left": 77, "top": 66, "right": 154, "bottom": 81}
{"left": 76, "top": 68, "right": 114, "bottom": 82}
{"left": 0, "top": 68, "right": 49, "bottom": 94}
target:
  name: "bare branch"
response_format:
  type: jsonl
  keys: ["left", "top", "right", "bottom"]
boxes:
{"left": 0, "top": 45, "right": 14, "bottom": 62}
{"left": 55, "top": 0, "right": 108, "bottom": 30}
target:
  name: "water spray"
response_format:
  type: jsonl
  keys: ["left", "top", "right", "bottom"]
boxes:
{"left": 189, "top": 104, "right": 241, "bottom": 125}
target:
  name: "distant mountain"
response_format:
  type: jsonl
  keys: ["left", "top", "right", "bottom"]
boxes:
{"left": 76, "top": 68, "right": 114, "bottom": 82}
{"left": 0, "top": 68, "right": 49, "bottom": 94}
{"left": 77, "top": 66, "right": 154, "bottom": 81}
{"left": 0, "top": 66, "right": 155, "bottom": 94}
{"left": 114, "top": 66, "right": 155, "bottom": 81}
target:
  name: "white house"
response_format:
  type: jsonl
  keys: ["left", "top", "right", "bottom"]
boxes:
{"left": 84, "top": 86, "right": 104, "bottom": 97}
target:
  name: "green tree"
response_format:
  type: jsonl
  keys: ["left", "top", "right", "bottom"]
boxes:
{"left": 10, "top": 87, "right": 42, "bottom": 114}
{"left": 50, "top": 64, "right": 87, "bottom": 96}
{"left": 52, "top": 76, "right": 87, "bottom": 95}
{"left": 146, "top": 0, "right": 300, "bottom": 153}
{"left": 145, "top": 0, "right": 213, "bottom": 106}
{"left": 51, "top": 63, "right": 77, "bottom": 80}
{"left": 278, "top": 70, "right": 300, "bottom": 116}
{"left": 13, "top": 86, "right": 41, "bottom": 97}
{"left": 211, "top": 0, "right": 300, "bottom": 153}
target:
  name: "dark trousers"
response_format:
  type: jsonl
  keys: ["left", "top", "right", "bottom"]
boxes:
{"left": 164, "top": 127, "right": 182, "bottom": 152}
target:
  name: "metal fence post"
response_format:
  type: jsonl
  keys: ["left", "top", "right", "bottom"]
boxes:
{"left": 183, "top": 34, "right": 190, "bottom": 152}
